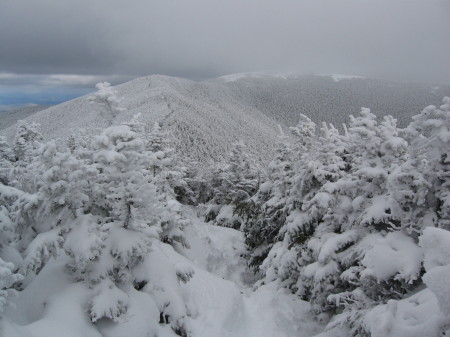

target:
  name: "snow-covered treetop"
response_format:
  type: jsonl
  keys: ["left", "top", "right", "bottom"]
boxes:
{"left": 88, "top": 82, "right": 125, "bottom": 122}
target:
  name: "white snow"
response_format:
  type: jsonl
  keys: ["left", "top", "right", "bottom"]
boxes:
{"left": 420, "top": 227, "right": 450, "bottom": 316}
{"left": 4, "top": 260, "right": 102, "bottom": 337}
{"left": 360, "top": 231, "right": 423, "bottom": 283}
{"left": 2, "top": 207, "right": 325, "bottom": 337}
{"left": 363, "top": 289, "right": 448, "bottom": 337}
{"left": 419, "top": 227, "right": 450, "bottom": 271}
{"left": 177, "top": 209, "right": 323, "bottom": 337}
{"left": 318, "top": 74, "right": 366, "bottom": 82}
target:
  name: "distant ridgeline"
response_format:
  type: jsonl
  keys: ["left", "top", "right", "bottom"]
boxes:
{"left": 0, "top": 105, "right": 51, "bottom": 131}
{"left": 1, "top": 74, "right": 448, "bottom": 166}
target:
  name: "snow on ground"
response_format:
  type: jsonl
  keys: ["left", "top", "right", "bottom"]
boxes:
{"left": 178, "top": 206, "right": 324, "bottom": 337}
{"left": 179, "top": 206, "right": 256, "bottom": 288}
{"left": 4, "top": 205, "right": 448, "bottom": 337}
{"left": 2, "top": 206, "right": 324, "bottom": 337}
{"left": 363, "top": 288, "right": 448, "bottom": 337}
{"left": 4, "top": 260, "right": 103, "bottom": 337}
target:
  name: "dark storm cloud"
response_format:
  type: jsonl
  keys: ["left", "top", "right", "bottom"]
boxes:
{"left": 0, "top": 0, "right": 449, "bottom": 83}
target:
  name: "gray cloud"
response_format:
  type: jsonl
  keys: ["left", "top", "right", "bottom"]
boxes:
{"left": 0, "top": 73, "right": 132, "bottom": 88}
{"left": 1, "top": 0, "right": 449, "bottom": 83}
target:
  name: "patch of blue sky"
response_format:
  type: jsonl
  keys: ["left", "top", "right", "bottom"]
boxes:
{"left": 0, "top": 86, "right": 92, "bottom": 108}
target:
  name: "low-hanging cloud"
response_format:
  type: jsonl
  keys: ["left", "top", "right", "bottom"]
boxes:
{"left": 0, "top": 0, "right": 449, "bottom": 83}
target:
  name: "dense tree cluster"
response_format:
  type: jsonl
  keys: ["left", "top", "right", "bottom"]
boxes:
{"left": 200, "top": 140, "right": 260, "bottom": 229}
{"left": 240, "top": 97, "right": 450, "bottom": 335}
{"left": 0, "top": 92, "right": 193, "bottom": 336}
{"left": 224, "top": 75, "right": 450, "bottom": 131}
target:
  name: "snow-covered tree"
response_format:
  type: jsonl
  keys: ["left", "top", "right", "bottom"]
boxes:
{"left": 19, "top": 139, "right": 101, "bottom": 275}
{"left": 244, "top": 126, "right": 295, "bottom": 269}
{"left": 420, "top": 227, "right": 450, "bottom": 318}
{"left": 88, "top": 82, "right": 124, "bottom": 124}
{"left": 8, "top": 121, "right": 42, "bottom": 192}
{"left": 260, "top": 118, "right": 350, "bottom": 292}
{"left": 79, "top": 124, "right": 163, "bottom": 281}
{"left": 0, "top": 183, "right": 30, "bottom": 318}
{"left": 12, "top": 120, "right": 42, "bottom": 163}
{"left": 65, "top": 123, "right": 193, "bottom": 335}
{"left": 403, "top": 97, "right": 450, "bottom": 230}
{"left": 205, "top": 140, "right": 259, "bottom": 230}
{"left": 0, "top": 117, "right": 194, "bottom": 334}
{"left": 143, "top": 122, "right": 192, "bottom": 247}
{"left": 291, "top": 111, "right": 415, "bottom": 325}
{"left": 0, "top": 258, "right": 22, "bottom": 316}
{"left": 66, "top": 134, "right": 78, "bottom": 154}
{"left": 146, "top": 122, "right": 191, "bottom": 200}
{"left": 0, "top": 136, "right": 14, "bottom": 185}
{"left": 246, "top": 101, "right": 450, "bottom": 335}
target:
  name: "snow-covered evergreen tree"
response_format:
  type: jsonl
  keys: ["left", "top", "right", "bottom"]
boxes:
{"left": 12, "top": 120, "right": 43, "bottom": 163}
{"left": 246, "top": 101, "right": 450, "bottom": 335}
{"left": 0, "top": 258, "right": 22, "bottom": 316}
{"left": 244, "top": 126, "right": 295, "bottom": 269}
{"left": 205, "top": 140, "right": 259, "bottom": 230}
{"left": 403, "top": 97, "right": 450, "bottom": 230}
{"left": 260, "top": 117, "right": 350, "bottom": 294}
{"left": 292, "top": 111, "right": 416, "bottom": 331}
{"left": 88, "top": 82, "right": 124, "bottom": 124}
{"left": 20, "top": 139, "right": 100, "bottom": 275}
{"left": 146, "top": 122, "right": 191, "bottom": 201}
{"left": 0, "top": 114, "right": 196, "bottom": 335}
{"left": 0, "top": 136, "right": 14, "bottom": 186}
{"left": 144, "top": 122, "right": 192, "bottom": 247}
{"left": 66, "top": 134, "right": 78, "bottom": 154}
{"left": 0, "top": 191, "right": 22, "bottom": 317}
{"left": 9, "top": 121, "right": 43, "bottom": 194}
{"left": 71, "top": 123, "right": 193, "bottom": 334}
{"left": 0, "top": 181, "right": 30, "bottom": 318}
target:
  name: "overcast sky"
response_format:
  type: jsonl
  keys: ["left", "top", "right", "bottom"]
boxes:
{"left": 1, "top": 0, "right": 449, "bottom": 108}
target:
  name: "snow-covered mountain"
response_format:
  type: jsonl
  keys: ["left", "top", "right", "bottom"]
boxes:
{"left": 0, "top": 105, "right": 51, "bottom": 130}
{"left": 211, "top": 73, "right": 450, "bottom": 129}
{"left": 2, "top": 73, "right": 448, "bottom": 164}
{"left": 1, "top": 73, "right": 449, "bottom": 337}
{"left": 1, "top": 75, "right": 281, "bottom": 164}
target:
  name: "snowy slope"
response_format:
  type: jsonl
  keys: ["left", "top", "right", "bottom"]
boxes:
{"left": 0, "top": 105, "right": 51, "bottom": 130}
{"left": 1, "top": 75, "right": 281, "bottom": 164}
{"left": 181, "top": 222, "right": 323, "bottom": 337}
{"left": 2, "top": 74, "right": 448, "bottom": 164}
{"left": 209, "top": 73, "right": 450, "bottom": 129}
{"left": 4, "top": 207, "right": 324, "bottom": 337}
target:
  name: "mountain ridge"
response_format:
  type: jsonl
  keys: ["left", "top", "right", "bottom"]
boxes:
{"left": 2, "top": 73, "right": 449, "bottom": 164}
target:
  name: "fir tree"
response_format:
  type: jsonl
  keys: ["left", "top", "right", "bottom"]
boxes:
{"left": 206, "top": 140, "right": 259, "bottom": 230}
{"left": 145, "top": 122, "right": 192, "bottom": 247}
{"left": 88, "top": 82, "right": 124, "bottom": 124}
{"left": 0, "top": 136, "right": 14, "bottom": 185}
{"left": 244, "top": 126, "right": 294, "bottom": 270}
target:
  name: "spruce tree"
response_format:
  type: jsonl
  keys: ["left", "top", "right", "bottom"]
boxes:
{"left": 244, "top": 126, "right": 294, "bottom": 270}
{"left": 206, "top": 140, "right": 259, "bottom": 230}
{"left": 88, "top": 82, "right": 124, "bottom": 124}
